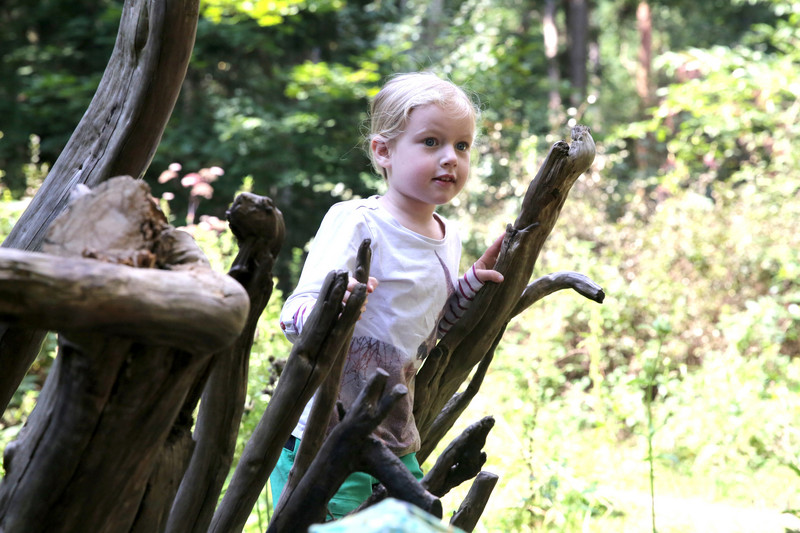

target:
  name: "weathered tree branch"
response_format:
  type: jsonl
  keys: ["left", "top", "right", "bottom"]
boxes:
{"left": 3, "top": 0, "right": 199, "bottom": 253}
{"left": 276, "top": 239, "right": 372, "bottom": 513}
{"left": 416, "top": 337, "right": 501, "bottom": 463}
{"left": 414, "top": 125, "right": 597, "bottom": 443}
{"left": 0, "top": 178, "right": 248, "bottom": 354}
{"left": 512, "top": 271, "right": 605, "bottom": 317}
{"left": 449, "top": 471, "right": 499, "bottom": 532}
{"left": 421, "top": 416, "right": 494, "bottom": 498}
{"left": 0, "top": 248, "right": 246, "bottom": 353}
{"left": 163, "top": 193, "right": 285, "bottom": 533}
{"left": 267, "top": 369, "right": 441, "bottom": 533}
{"left": 209, "top": 266, "right": 367, "bottom": 533}
{"left": 417, "top": 270, "right": 603, "bottom": 459}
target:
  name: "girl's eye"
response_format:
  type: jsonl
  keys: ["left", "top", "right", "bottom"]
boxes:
{"left": 423, "top": 138, "right": 437, "bottom": 147}
{"left": 456, "top": 141, "right": 469, "bottom": 151}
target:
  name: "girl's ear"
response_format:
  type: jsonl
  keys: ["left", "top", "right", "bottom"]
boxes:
{"left": 371, "top": 137, "right": 391, "bottom": 170}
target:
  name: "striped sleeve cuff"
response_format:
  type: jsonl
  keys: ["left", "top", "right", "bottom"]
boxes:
{"left": 280, "top": 301, "right": 315, "bottom": 340}
{"left": 438, "top": 264, "right": 485, "bottom": 336}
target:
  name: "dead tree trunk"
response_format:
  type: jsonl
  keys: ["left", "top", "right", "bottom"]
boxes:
{"left": 0, "top": 0, "right": 200, "bottom": 415}
{"left": 0, "top": 177, "right": 248, "bottom": 532}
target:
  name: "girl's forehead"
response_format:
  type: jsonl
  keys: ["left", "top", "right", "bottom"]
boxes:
{"left": 406, "top": 104, "right": 476, "bottom": 134}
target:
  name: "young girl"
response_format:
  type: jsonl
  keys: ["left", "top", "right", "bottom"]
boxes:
{"left": 271, "top": 72, "right": 504, "bottom": 519}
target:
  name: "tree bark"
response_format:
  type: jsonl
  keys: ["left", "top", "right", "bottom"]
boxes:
{"left": 635, "top": 1, "right": 656, "bottom": 173}
{"left": 421, "top": 416, "right": 494, "bottom": 499}
{"left": 544, "top": 0, "right": 563, "bottom": 129}
{"left": 0, "top": 0, "right": 200, "bottom": 415}
{"left": 449, "top": 471, "right": 499, "bottom": 532}
{"left": 565, "top": 0, "right": 589, "bottom": 107}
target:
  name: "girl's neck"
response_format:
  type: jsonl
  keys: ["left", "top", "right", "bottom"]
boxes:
{"left": 378, "top": 195, "right": 445, "bottom": 239}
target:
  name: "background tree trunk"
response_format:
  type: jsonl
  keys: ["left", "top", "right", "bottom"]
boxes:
{"left": 544, "top": 0, "right": 563, "bottom": 130}
{"left": 565, "top": 0, "right": 589, "bottom": 107}
{"left": 635, "top": 1, "right": 657, "bottom": 173}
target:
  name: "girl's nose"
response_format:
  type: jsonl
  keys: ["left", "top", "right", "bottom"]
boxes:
{"left": 440, "top": 146, "right": 457, "bottom": 167}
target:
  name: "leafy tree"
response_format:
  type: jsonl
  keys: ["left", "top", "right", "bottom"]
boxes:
{"left": 0, "top": 0, "right": 119, "bottom": 195}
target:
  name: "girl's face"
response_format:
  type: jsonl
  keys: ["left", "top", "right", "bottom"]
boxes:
{"left": 373, "top": 103, "right": 475, "bottom": 213}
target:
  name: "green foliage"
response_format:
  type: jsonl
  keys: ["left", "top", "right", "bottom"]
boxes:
{"left": 0, "top": 0, "right": 119, "bottom": 196}
{"left": 201, "top": 0, "right": 345, "bottom": 27}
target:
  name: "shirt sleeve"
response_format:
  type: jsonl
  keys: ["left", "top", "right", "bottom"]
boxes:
{"left": 279, "top": 203, "right": 373, "bottom": 343}
{"left": 436, "top": 263, "right": 485, "bottom": 338}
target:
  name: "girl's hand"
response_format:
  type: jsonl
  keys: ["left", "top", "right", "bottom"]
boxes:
{"left": 474, "top": 233, "right": 505, "bottom": 284}
{"left": 343, "top": 276, "right": 378, "bottom": 316}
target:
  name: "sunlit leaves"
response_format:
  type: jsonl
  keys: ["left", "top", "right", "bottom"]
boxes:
{"left": 285, "top": 61, "right": 381, "bottom": 100}
{"left": 201, "top": 0, "right": 344, "bottom": 26}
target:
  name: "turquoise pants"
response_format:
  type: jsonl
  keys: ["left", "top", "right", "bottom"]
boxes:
{"left": 269, "top": 438, "right": 424, "bottom": 520}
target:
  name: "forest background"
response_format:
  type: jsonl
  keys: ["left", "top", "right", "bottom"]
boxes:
{"left": 1, "top": 0, "right": 799, "bottom": 531}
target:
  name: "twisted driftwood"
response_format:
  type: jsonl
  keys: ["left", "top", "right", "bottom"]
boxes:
{"left": 0, "top": 177, "right": 248, "bottom": 532}
{"left": 0, "top": 0, "right": 200, "bottom": 415}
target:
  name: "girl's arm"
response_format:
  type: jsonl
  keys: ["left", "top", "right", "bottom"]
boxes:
{"left": 437, "top": 234, "right": 504, "bottom": 336}
{"left": 279, "top": 205, "right": 374, "bottom": 342}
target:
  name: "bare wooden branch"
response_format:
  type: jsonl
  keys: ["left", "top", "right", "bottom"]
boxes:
{"left": 0, "top": 0, "right": 200, "bottom": 416}
{"left": 360, "top": 438, "right": 442, "bottom": 518}
{"left": 0, "top": 248, "right": 247, "bottom": 353}
{"left": 414, "top": 126, "right": 596, "bottom": 442}
{"left": 267, "top": 369, "right": 441, "bottom": 533}
{"left": 449, "top": 471, "right": 499, "bottom": 532}
{"left": 416, "top": 333, "right": 502, "bottom": 464}
{"left": 277, "top": 239, "right": 372, "bottom": 511}
{"left": 3, "top": 0, "right": 199, "bottom": 253}
{"left": 421, "top": 416, "right": 494, "bottom": 498}
{"left": 209, "top": 266, "right": 369, "bottom": 533}
{"left": 418, "top": 270, "right": 603, "bottom": 460}
{"left": 164, "top": 193, "right": 285, "bottom": 533}
{"left": 512, "top": 271, "right": 605, "bottom": 317}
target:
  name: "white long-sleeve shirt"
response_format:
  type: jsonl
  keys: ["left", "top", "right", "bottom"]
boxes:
{"left": 280, "top": 196, "right": 483, "bottom": 455}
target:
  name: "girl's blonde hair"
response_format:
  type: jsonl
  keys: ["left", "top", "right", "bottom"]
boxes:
{"left": 367, "top": 72, "right": 480, "bottom": 175}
